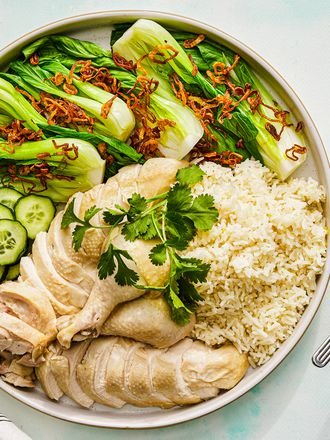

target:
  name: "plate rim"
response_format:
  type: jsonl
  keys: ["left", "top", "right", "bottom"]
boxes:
{"left": 0, "top": 9, "right": 329, "bottom": 430}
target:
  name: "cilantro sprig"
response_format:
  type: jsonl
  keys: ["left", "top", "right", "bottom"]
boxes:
{"left": 61, "top": 164, "right": 218, "bottom": 325}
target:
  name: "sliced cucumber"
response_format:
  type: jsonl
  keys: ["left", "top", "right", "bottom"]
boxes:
{"left": 14, "top": 195, "right": 55, "bottom": 239}
{"left": 5, "top": 263, "right": 20, "bottom": 281}
{"left": 0, "top": 220, "right": 27, "bottom": 265}
{"left": 0, "top": 203, "right": 14, "bottom": 220}
{"left": 0, "top": 265, "right": 7, "bottom": 282}
{"left": 0, "top": 188, "right": 22, "bottom": 210}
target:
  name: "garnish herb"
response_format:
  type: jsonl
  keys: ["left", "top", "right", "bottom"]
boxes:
{"left": 61, "top": 164, "right": 218, "bottom": 324}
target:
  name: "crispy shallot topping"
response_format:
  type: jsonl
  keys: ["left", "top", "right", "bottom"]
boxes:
{"left": 203, "top": 150, "right": 243, "bottom": 167}
{"left": 285, "top": 144, "right": 307, "bottom": 161}
{"left": 112, "top": 52, "right": 136, "bottom": 71}
{"left": 295, "top": 121, "right": 304, "bottom": 132}
{"left": 235, "top": 138, "right": 246, "bottom": 149}
{"left": 183, "top": 34, "right": 205, "bottom": 48}
{"left": 148, "top": 44, "right": 179, "bottom": 64}
{"left": 63, "top": 83, "right": 78, "bottom": 95}
{"left": 52, "top": 140, "right": 79, "bottom": 160}
{"left": 15, "top": 87, "right": 42, "bottom": 112}
{"left": 1, "top": 160, "right": 73, "bottom": 194}
{"left": 188, "top": 54, "right": 198, "bottom": 77}
{"left": 51, "top": 72, "right": 66, "bottom": 86}
{"left": 29, "top": 53, "right": 39, "bottom": 65}
{"left": 0, "top": 120, "right": 43, "bottom": 152}
{"left": 101, "top": 96, "right": 116, "bottom": 119}
{"left": 39, "top": 92, "right": 95, "bottom": 130}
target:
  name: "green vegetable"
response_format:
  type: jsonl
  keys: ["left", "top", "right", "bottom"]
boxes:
{"left": 5, "top": 263, "right": 20, "bottom": 281}
{"left": 14, "top": 194, "right": 55, "bottom": 239}
{"left": 62, "top": 164, "right": 218, "bottom": 324}
{"left": 22, "top": 33, "right": 203, "bottom": 159}
{"left": 0, "top": 265, "right": 6, "bottom": 281}
{"left": 22, "top": 35, "right": 137, "bottom": 89}
{"left": 172, "top": 31, "right": 307, "bottom": 179}
{"left": 0, "top": 114, "right": 13, "bottom": 127}
{"left": 112, "top": 24, "right": 205, "bottom": 159}
{"left": 0, "top": 137, "right": 105, "bottom": 202}
{"left": 61, "top": 200, "right": 102, "bottom": 251}
{"left": 0, "top": 77, "right": 47, "bottom": 131}
{"left": 0, "top": 219, "right": 27, "bottom": 265}
{"left": 9, "top": 61, "right": 135, "bottom": 142}
{"left": 38, "top": 123, "right": 144, "bottom": 176}
{"left": 30, "top": 34, "right": 204, "bottom": 160}
{"left": 0, "top": 188, "right": 22, "bottom": 210}
{"left": 0, "top": 203, "right": 14, "bottom": 220}
{"left": 113, "top": 19, "right": 260, "bottom": 158}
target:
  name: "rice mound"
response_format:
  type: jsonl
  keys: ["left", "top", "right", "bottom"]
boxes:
{"left": 187, "top": 160, "right": 327, "bottom": 367}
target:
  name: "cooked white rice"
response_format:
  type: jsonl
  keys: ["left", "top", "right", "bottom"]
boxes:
{"left": 186, "top": 160, "right": 327, "bottom": 367}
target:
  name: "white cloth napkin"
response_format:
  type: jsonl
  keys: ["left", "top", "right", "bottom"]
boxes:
{"left": 0, "top": 413, "right": 32, "bottom": 440}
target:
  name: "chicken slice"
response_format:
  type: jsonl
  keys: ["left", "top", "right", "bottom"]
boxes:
{"left": 151, "top": 338, "right": 202, "bottom": 405}
{"left": 20, "top": 256, "right": 78, "bottom": 316}
{"left": 114, "top": 163, "right": 141, "bottom": 201}
{"left": 136, "top": 158, "right": 188, "bottom": 198}
{"left": 0, "top": 327, "right": 34, "bottom": 356}
{"left": 76, "top": 337, "right": 125, "bottom": 408}
{"left": 103, "top": 338, "right": 145, "bottom": 406}
{"left": 49, "top": 340, "right": 93, "bottom": 408}
{"left": 0, "top": 281, "right": 56, "bottom": 338}
{"left": 182, "top": 341, "right": 250, "bottom": 393}
{"left": 47, "top": 212, "right": 96, "bottom": 293}
{"left": 0, "top": 356, "right": 34, "bottom": 388}
{"left": 101, "top": 296, "right": 195, "bottom": 348}
{"left": 123, "top": 344, "right": 172, "bottom": 408}
{"left": 0, "top": 312, "right": 47, "bottom": 360}
{"left": 32, "top": 233, "right": 89, "bottom": 309}
{"left": 35, "top": 343, "right": 63, "bottom": 401}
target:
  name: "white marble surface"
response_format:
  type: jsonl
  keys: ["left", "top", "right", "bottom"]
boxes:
{"left": 0, "top": 1, "right": 329, "bottom": 439}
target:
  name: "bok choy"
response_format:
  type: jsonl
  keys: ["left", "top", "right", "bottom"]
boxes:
{"left": 25, "top": 34, "right": 204, "bottom": 160}
{"left": 0, "top": 137, "right": 105, "bottom": 202}
{"left": 9, "top": 61, "right": 135, "bottom": 141}
{"left": 113, "top": 20, "right": 307, "bottom": 179}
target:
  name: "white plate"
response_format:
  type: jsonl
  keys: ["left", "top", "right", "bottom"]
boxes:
{"left": 0, "top": 10, "right": 329, "bottom": 429}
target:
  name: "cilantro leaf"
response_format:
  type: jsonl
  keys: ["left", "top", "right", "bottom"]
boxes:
{"left": 149, "top": 243, "right": 167, "bottom": 266}
{"left": 140, "top": 219, "right": 158, "bottom": 240}
{"left": 72, "top": 225, "right": 90, "bottom": 251}
{"left": 164, "top": 281, "right": 191, "bottom": 325}
{"left": 114, "top": 250, "right": 139, "bottom": 286}
{"left": 98, "top": 243, "right": 139, "bottom": 285}
{"left": 127, "top": 193, "right": 147, "bottom": 219}
{"left": 84, "top": 205, "right": 102, "bottom": 223}
{"left": 61, "top": 199, "right": 83, "bottom": 229}
{"left": 103, "top": 209, "right": 126, "bottom": 225}
{"left": 165, "top": 212, "right": 195, "bottom": 250}
{"left": 167, "top": 183, "right": 193, "bottom": 212}
{"left": 182, "top": 194, "right": 218, "bottom": 230}
{"left": 175, "top": 255, "right": 210, "bottom": 283}
{"left": 98, "top": 243, "right": 116, "bottom": 280}
{"left": 122, "top": 215, "right": 153, "bottom": 241}
{"left": 177, "top": 278, "right": 202, "bottom": 311}
{"left": 176, "top": 164, "right": 205, "bottom": 186}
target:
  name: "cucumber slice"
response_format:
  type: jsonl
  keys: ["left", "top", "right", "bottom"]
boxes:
{"left": 0, "top": 203, "right": 14, "bottom": 220}
{"left": 0, "top": 265, "right": 7, "bottom": 281}
{"left": 0, "top": 220, "right": 27, "bottom": 265}
{"left": 0, "top": 188, "right": 22, "bottom": 210}
{"left": 14, "top": 195, "right": 55, "bottom": 239}
{"left": 5, "top": 263, "right": 20, "bottom": 281}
